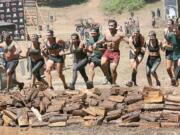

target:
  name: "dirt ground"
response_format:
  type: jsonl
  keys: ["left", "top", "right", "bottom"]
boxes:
{"left": 1, "top": 0, "right": 180, "bottom": 134}
{"left": 1, "top": 125, "right": 180, "bottom": 135}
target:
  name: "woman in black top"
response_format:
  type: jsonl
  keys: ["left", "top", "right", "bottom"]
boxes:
{"left": 126, "top": 28, "right": 145, "bottom": 87}
{"left": 146, "top": 31, "right": 162, "bottom": 86}
{"left": 27, "top": 34, "right": 47, "bottom": 88}
{"left": 42, "top": 30, "right": 68, "bottom": 90}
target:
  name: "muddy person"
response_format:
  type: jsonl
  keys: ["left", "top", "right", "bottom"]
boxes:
{"left": 100, "top": 19, "right": 127, "bottom": 86}
{"left": 163, "top": 19, "right": 176, "bottom": 86}
{"left": 26, "top": 34, "right": 48, "bottom": 88}
{"left": 0, "top": 32, "right": 24, "bottom": 91}
{"left": 152, "top": 16, "right": 156, "bottom": 28}
{"left": 157, "top": 8, "right": 161, "bottom": 18}
{"left": 68, "top": 33, "right": 93, "bottom": 90}
{"left": 166, "top": 25, "right": 180, "bottom": 86}
{"left": 146, "top": 31, "right": 162, "bottom": 86}
{"left": 42, "top": 30, "right": 68, "bottom": 90}
{"left": 26, "top": 34, "right": 32, "bottom": 80}
{"left": 87, "top": 27, "right": 111, "bottom": 87}
{"left": 126, "top": 28, "right": 145, "bottom": 87}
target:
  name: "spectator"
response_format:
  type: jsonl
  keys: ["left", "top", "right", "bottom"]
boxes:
{"left": 157, "top": 8, "right": 161, "bottom": 18}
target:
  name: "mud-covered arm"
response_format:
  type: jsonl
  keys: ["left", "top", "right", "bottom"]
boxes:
{"left": 158, "top": 40, "right": 164, "bottom": 51}
{"left": 128, "top": 36, "right": 136, "bottom": 50}
{"left": 141, "top": 36, "right": 146, "bottom": 53}
{"left": 93, "top": 43, "right": 106, "bottom": 51}
{"left": 120, "top": 32, "right": 129, "bottom": 44}
{"left": 163, "top": 34, "right": 173, "bottom": 49}
{"left": 26, "top": 42, "right": 31, "bottom": 57}
{"left": 14, "top": 41, "right": 22, "bottom": 54}
{"left": 0, "top": 43, "right": 3, "bottom": 48}
{"left": 122, "top": 38, "right": 129, "bottom": 44}
{"left": 97, "top": 35, "right": 106, "bottom": 46}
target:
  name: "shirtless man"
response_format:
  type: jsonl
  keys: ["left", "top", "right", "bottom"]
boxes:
{"left": 0, "top": 32, "right": 24, "bottom": 91}
{"left": 101, "top": 19, "right": 127, "bottom": 86}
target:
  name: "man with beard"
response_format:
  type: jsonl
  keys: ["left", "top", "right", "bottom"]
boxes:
{"left": 87, "top": 27, "right": 111, "bottom": 87}
{"left": 68, "top": 33, "right": 93, "bottom": 90}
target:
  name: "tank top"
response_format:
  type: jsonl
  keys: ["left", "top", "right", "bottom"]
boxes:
{"left": 73, "top": 44, "right": 87, "bottom": 63}
{"left": 132, "top": 35, "right": 142, "bottom": 49}
{"left": 29, "top": 43, "right": 41, "bottom": 56}
{"left": 147, "top": 39, "right": 160, "bottom": 53}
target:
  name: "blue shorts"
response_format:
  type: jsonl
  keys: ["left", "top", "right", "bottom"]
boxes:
{"left": 165, "top": 50, "right": 173, "bottom": 60}
{"left": 5, "top": 60, "right": 19, "bottom": 73}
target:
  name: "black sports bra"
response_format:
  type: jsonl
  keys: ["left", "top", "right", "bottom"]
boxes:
{"left": 147, "top": 39, "right": 160, "bottom": 53}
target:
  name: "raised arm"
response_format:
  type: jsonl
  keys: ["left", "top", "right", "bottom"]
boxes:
{"left": 141, "top": 36, "right": 146, "bottom": 53}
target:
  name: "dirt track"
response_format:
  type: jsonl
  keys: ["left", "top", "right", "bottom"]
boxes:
{"left": 1, "top": 0, "right": 180, "bottom": 134}
{"left": 22, "top": 0, "right": 173, "bottom": 90}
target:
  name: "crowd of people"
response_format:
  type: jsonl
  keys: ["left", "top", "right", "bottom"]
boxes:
{"left": 0, "top": 18, "right": 180, "bottom": 92}
{"left": 123, "top": 12, "right": 140, "bottom": 37}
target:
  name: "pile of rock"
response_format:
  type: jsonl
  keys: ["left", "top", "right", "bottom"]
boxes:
{"left": 0, "top": 86, "right": 180, "bottom": 128}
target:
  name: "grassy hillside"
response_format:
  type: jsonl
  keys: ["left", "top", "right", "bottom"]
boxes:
{"left": 101, "top": 0, "right": 151, "bottom": 14}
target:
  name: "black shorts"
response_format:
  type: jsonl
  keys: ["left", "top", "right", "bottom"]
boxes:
{"left": 165, "top": 50, "right": 173, "bottom": 60}
{"left": 129, "top": 50, "right": 144, "bottom": 60}
{"left": 5, "top": 60, "right": 19, "bottom": 73}
{"left": 48, "top": 55, "right": 64, "bottom": 63}
{"left": 89, "top": 56, "right": 101, "bottom": 67}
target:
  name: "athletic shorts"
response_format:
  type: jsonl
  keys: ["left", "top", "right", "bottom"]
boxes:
{"left": 48, "top": 55, "right": 64, "bottom": 63}
{"left": 103, "top": 50, "right": 120, "bottom": 64}
{"left": 165, "top": 50, "right": 173, "bottom": 60}
{"left": 89, "top": 56, "right": 101, "bottom": 67}
{"left": 129, "top": 50, "right": 144, "bottom": 60}
{"left": 5, "top": 59, "right": 19, "bottom": 73}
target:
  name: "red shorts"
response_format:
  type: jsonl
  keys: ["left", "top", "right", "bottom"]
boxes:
{"left": 103, "top": 50, "right": 120, "bottom": 63}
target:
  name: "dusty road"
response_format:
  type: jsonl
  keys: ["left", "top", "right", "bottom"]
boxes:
{"left": 1, "top": 125, "right": 180, "bottom": 135}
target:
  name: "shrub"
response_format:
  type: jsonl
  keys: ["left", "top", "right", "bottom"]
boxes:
{"left": 102, "top": 0, "right": 145, "bottom": 14}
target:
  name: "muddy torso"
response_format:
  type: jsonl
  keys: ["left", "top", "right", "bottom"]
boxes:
{"left": 105, "top": 30, "right": 122, "bottom": 51}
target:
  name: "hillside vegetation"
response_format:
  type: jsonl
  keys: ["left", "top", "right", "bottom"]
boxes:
{"left": 101, "top": 0, "right": 160, "bottom": 14}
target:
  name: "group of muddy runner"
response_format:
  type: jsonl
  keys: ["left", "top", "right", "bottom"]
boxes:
{"left": 0, "top": 18, "right": 180, "bottom": 91}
